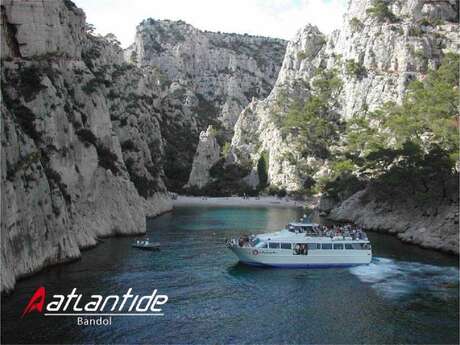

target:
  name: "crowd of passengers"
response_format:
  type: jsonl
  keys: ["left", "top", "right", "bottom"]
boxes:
{"left": 289, "top": 224, "right": 368, "bottom": 240}
{"left": 230, "top": 224, "right": 368, "bottom": 248}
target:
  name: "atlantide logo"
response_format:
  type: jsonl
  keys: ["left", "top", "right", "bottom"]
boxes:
{"left": 22, "top": 286, "right": 168, "bottom": 325}
{"left": 22, "top": 286, "right": 46, "bottom": 317}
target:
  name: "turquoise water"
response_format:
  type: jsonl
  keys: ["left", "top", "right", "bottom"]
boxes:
{"left": 2, "top": 206, "right": 459, "bottom": 344}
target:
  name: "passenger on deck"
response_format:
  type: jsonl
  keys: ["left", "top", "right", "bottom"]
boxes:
{"left": 294, "top": 244, "right": 300, "bottom": 255}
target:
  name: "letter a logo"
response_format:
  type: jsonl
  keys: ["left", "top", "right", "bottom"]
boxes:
{"left": 22, "top": 287, "right": 46, "bottom": 317}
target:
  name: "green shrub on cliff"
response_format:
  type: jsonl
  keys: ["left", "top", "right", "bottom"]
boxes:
{"left": 408, "top": 26, "right": 423, "bottom": 37}
{"left": 345, "top": 59, "right": 367, "bottom": 79}
{"left": 6, "top": 151, "right": 41, "bottom": 181}
{"left": 63, "top": 0, "right": 78, "bottom": 11}
{"left": 283, "top": 69, "right": 344, "bottom": 159}
{"left": 17, "top": 65, "right": 47, "bottom": 101}
{"left": 267, "top": 186, "right": 287, "bottom": 198}
{"left": 345, "top": 52, "right": 459, "bottom": 166}
{"left": 336, "top": 52, "right": 460, "bottom": 201}
{"left": 81, "top": 78, "right": 100, "bottom": 94}
{"left": 297, "top": 51, "right": 308, "bottom": 60}
{"left": 349, "top": 17, "right": 363, "bottom": 33}
{"left": 221, "top": 142, "right": 231, "bottom": 157}
{"left": 76, "top": 128, "right": 98, "bottom": 146}
{"left": 366, "top": 0, "right": 398, "bottom": 23}
{"left": 76, "top": 128, "right": 120, "bottom": 174}
{"left": 95, "top": 144, "right": 119, "bottom": 174}
{"left": 276, "top": 52, "right": 459, "bottom": 202}
{"left": 257, "top": 151, "right": 269, "bottom": 188}
{"left": 323, "top": 172, "right": 366, "bottom": 201}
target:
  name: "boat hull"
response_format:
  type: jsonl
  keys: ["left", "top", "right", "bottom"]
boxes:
{"left": 132, "top": 244, "right": 160, "bottom": 251}
{"left": 229, "top": 247, "right": 372, "bottom": 268}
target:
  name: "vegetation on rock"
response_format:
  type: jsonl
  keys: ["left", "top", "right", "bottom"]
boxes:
{"left": 345, "top": 59, "right": 367, "bottom": 79}
{"left": 366, "top": 0, "right": 398, "bottom": 23}
{"left": 325, "top": 53, "right": 460, "bottom": 203}
{"left": 349, "top": 17, "right": 363, "bottom": 33}
{"left": 184, "top": 159, "right": 254, "bottom": 197}
{"left": 282, "top": 68, "right": 344, "bottom": 159}
{"left": 257, "top": 150, "right": 269, "bottom": 189}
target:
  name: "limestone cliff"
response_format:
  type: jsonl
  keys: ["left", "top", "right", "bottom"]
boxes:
{"left": 126, "top": 19, "right": 287, "bottom": 190}
{"left": 328, "top": 187, "right": 459, "bottom": 254}
{"left": 0, "top": 0, "right": 171, "bottom": 292}
{"left": 228, "top": 0, "right": 459, "bottom": 253}
{"left": 230, "top": 0, "right": 459, "bottom": 191}
{"left": 186, "top": 126, "right": 221, "bottom": 189}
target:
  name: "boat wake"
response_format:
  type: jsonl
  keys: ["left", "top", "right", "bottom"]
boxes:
{"left": 349, "top": 257, "right": 459, "bottom": 300}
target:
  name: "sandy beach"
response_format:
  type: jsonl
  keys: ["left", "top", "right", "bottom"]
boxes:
{"left": 173, "top": 195, "right": 319, "bottom": 208}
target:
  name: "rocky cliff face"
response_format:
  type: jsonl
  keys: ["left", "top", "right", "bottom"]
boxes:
{"left": 129, "top": 19, "right": 286, "bottom": 132}
{"left": 126, "top": 19, "right": 287, "bottom": 190}
{"left": 230, "top": 0, "right": 459, "bottom": 191}
{"left": 228, "top": 0, "right": 459, "bottom": 253}
{"left": 185, "top": 126, "right": 221, "bottom": 189}
{"left": 0, "top": 0, "right": 172, "bottom": 292}
{"left": 327, "top": 187, "right": 459, "bottom": 254}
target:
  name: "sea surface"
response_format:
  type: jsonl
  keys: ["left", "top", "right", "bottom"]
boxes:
{"left": 2, "top": 206, "right": 459, "bottom": 344}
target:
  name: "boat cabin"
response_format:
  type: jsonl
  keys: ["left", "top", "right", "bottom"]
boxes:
{"left": 253, "top": 240, "right": 371, "bottom": 255}
{"left": 286, "top": 223, "right": 319, "bottom": 235}
{"left": 227, "top": 220, "right": 373, "bottom": 267}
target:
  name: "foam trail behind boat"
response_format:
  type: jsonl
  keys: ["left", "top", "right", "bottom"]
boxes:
{"left": 349, "top": 257, "right": 459, "bottom": 299}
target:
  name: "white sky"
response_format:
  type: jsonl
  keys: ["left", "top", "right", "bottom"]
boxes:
{"left": 73, "top": 0, "right": 348, "bottom": 48}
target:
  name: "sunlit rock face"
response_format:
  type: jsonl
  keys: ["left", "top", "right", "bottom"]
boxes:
{"left": 186, "top": 126, "right": 221, "bottom": 189}
{"left": 0, "top": 0, "right": 85, "bottom": 59}
{"left": 230, "top": 0, "right": 459, "bottom": 191}
{"left": 229, "top": 0, "right": 459, "bottom": 253}
{"left": 126, "top": 19, "right": 287, "bottom": 190}
{"left": 129, "top": 18, "right": 286, "bottom": 132}
{"left": 0, "top": 0, "right": 172, "bottom": 293}
{"left": 328, "top": 188, "right": 459, "bottom": 255}
{"left": 0, "top": 1, "right": 286, "bottom": 291}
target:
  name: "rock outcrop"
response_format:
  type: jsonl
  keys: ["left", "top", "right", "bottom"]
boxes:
{"left": 228, "top": 0, "right": 459, "bottom": 252}
{"left": 126, "top": 19, "right": 287, "bottom": 190}
{"left": 328, "top": 189, "right": 459, "bottom": 255}
{"left": 129, "top": 19, "right": 286, "bottom": 132}
{"left": 230, "top": 0, "right": 459, "bottom": 191}
{"left": 0, "top": 0, "right": 172, "bottom": 292}
{"left": 186, "top": 126, "right": 221, "bottom": 189}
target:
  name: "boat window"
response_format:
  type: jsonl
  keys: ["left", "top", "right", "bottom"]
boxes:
{"left": 293, "top": 243, "right": 308, "bottom": 255}
{"left": 307, "top": 243, "right": 320, "bottom": 250}
{"left": 351, "top": 243, "right": 364, "bottom": 249}
{"left": 255, "top": 242, "right": 268, "bottom": 248}
{"left": 333, "top": 243, "right": 344, "bottom": 250}
{"left": 345, "top": 243, "right": 353, "bottom": 249}
{"left": 280, "top": 243, "right": 292, "bottom": 249}
{"left": 269, "top": 242, "right": 280, "bottom": 249}
{"left": 321, "top": 243, "right": 332, "bottom": 250}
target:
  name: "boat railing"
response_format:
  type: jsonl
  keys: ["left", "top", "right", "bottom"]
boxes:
{"left": 226, "top": 229, "right": 369, "bottom": 248}
{"left": 309, "top": 234, "right": 368, "bottom": 240}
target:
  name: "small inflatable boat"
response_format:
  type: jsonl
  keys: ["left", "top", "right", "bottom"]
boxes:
{"left": 132, "top": 239, "right": 160, "bottom": 251}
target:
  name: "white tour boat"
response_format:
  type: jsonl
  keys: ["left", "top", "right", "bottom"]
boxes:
{"left": 227, "top": 222, "right": 372, "bottom": 268}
